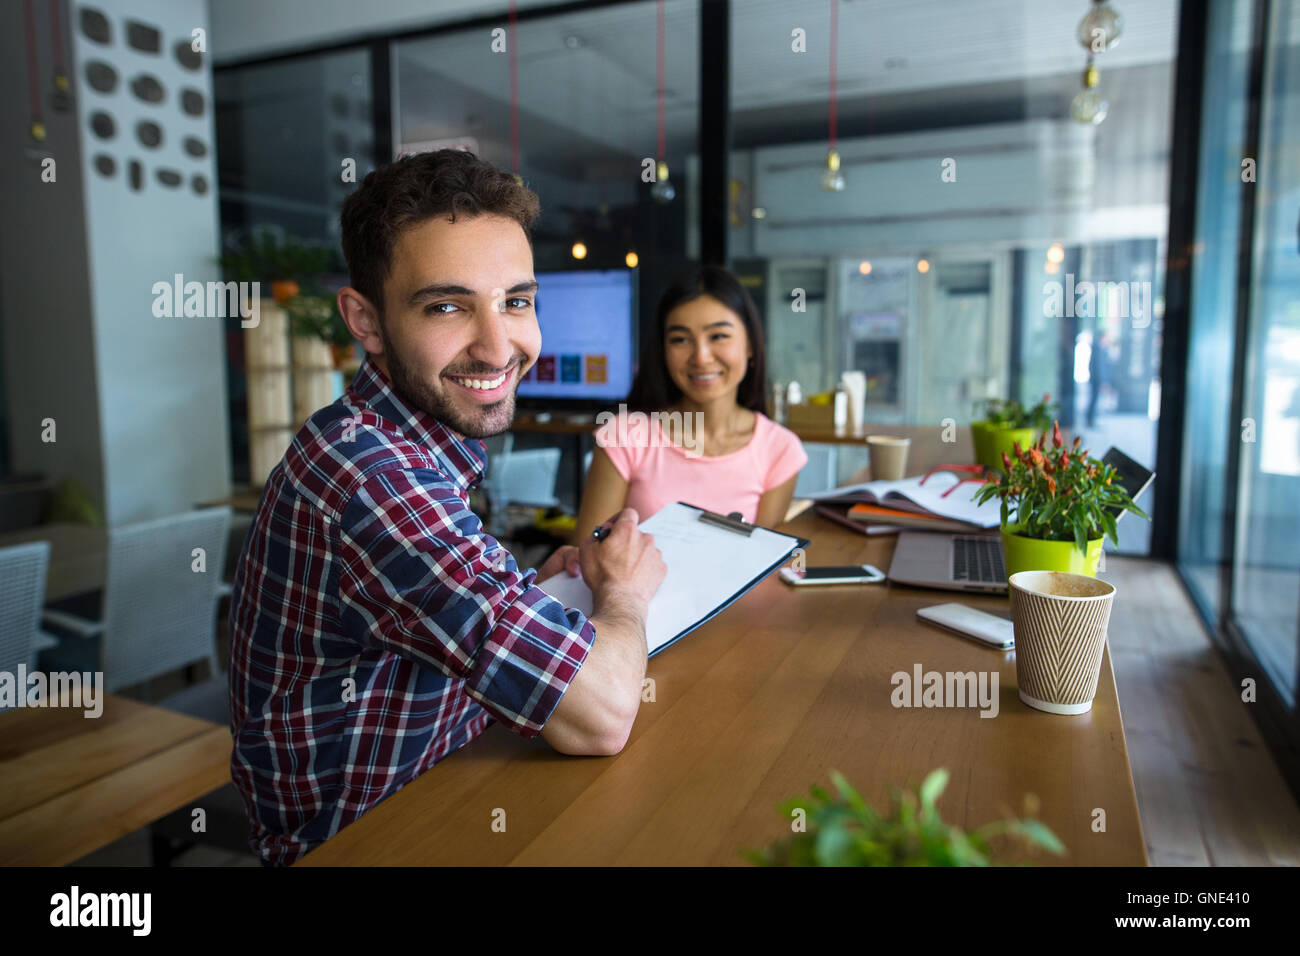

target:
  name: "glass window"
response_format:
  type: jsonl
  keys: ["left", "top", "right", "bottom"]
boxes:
{"left": 394, "top": 0, "right": 699, "bottom": 345}
{"left": 728, "top": 0, "right": 1176, "bottom": 552}
{"left": 214, "top": 49, "right": 376, "bottom": 483}
{"left": 1231, "top": 0, "right": 1300, "bottom": 705}
{"left": 1178, "top": 0, "right": 1254, "bottom": 623}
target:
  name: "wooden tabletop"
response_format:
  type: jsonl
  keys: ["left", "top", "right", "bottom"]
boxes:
{"left": 0, "top": 523, "right": 106, "bottom": 603}
{"left": 299, "top": 509, "right": 1146, "bottom": 866}
{"left": 0, "top": 693, "right": 232, "bottom": 865}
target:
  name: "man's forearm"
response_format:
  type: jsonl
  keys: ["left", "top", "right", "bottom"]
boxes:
{"left": 588, "top": 587, "right": 650, "bottom": 706}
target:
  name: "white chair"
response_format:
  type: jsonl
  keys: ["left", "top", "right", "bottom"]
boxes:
{"left": 0, "top": 541, "right": 54, "bottom": 712}
{"left": 41, "top": 507, "right": 232, "bottom": 694}
{"left": 483, "top": 447, "right": 562, "bottom": 510}
{"left": 794, "top": 443, "right": 839, "bottom": 498}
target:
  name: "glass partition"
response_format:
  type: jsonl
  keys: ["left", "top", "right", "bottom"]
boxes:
{"left": 728, "top": 0, "right": 1177, "bottom": 553}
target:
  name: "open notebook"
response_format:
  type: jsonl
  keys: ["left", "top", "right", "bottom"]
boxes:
{"left": 537, "top": 501, "right": 809, "bottom": 656}
{"left": 804, "top": 473, "right": 1000, "bottom": 528}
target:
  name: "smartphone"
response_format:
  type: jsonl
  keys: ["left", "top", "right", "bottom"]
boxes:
{"left": 916, "top": 603, "right": 1015, "bottom": 650}
{"left": 780, "top": 564, "right": 886, "bottom": 586}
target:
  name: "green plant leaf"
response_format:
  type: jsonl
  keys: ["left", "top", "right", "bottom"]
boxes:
{"left": 919, "top": 768, "right": 948, "bottom": 810}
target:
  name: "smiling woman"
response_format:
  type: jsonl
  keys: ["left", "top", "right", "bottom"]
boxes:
{"left": 573, "top": 265, "right": 808, "bottom": 540}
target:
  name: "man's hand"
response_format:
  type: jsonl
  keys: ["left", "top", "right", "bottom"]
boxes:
{"left": 540, "top": 509, "right": 664, "bottom": 756}
{"left": 535, "top": 545, "right": 582, "bottom": 583}
{"left": 578, "top": 508, "right": 666, "bottom": 612}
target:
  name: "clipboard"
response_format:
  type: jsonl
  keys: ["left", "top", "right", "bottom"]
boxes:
{"left": 536, "top": 501, "right": 810, "bottom": 657}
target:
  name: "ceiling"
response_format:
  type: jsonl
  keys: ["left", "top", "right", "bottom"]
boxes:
{"left": 395, "top": 0, "right": 1181, "bottom": 173}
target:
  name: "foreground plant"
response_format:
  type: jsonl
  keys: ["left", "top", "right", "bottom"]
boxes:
{"left": 747, "top": 768, "right": 1065, "bottom": 866}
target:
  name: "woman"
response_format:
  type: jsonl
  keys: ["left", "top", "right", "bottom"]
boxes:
{"left": 574, "top": 265, "right": 807, "bottom": 541}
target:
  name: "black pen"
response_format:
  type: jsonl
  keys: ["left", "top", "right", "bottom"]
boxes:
{"left": 592, "top": 525, "right": 611, "bottom": 542}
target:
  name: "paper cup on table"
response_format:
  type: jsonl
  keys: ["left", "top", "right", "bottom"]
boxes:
{"left": 1008, "top": 571, "right": 1116, "bottom": 715}
{"left": 866, "top": 435, "right": 910, "bottom": 480}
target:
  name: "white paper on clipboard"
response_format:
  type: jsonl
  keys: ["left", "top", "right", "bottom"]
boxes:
{"left": 536, "top": 501, "right": 806, "bottom": 656}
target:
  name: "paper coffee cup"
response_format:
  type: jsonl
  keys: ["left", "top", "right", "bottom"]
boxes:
{"left": 866, "top": 435, "right": 910, "bottom": 480}
{"left": 1008, "top": 571, "right": 1115, "bottom": 715}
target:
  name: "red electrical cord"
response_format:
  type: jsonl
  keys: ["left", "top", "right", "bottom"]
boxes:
{"left": 23, "top": 0, "right": 42, "bottom": 129}
{"left": 656, "top": 0, "right": 666, "bottom": 163}
{"left": 509, "top": 0, "right": 519, "bottom": 175}
{"left": 828, "top": 0, "right": 838, "bottom": 151}
{"left": 49, "top": 0, "right": 65, "bottom": 74}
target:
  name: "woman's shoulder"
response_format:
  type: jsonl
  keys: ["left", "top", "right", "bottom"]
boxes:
{"left": 754, "top": 412, "right": 803, "bottom": 447}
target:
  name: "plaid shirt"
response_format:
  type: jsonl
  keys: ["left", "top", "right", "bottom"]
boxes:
{"left": 228, "top": 356, "right": 596, "bottom": 866}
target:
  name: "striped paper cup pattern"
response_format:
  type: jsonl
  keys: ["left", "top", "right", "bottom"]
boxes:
{"left": 1009, "top": 571, "right": 1116, "bottom": 715}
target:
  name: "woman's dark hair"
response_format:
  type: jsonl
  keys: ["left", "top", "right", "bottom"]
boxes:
{"left": 625, "top": 265, "right": 768, "bottom": 415}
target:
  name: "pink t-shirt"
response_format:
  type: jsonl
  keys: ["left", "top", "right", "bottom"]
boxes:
{"left": 594, "top": 409, "right": 808, "bottom": 524}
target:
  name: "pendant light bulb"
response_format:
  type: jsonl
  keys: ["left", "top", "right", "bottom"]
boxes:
{"left": 1070, "top": 62, "right": 1108, "bottom": 125}
{"left": 1078, "top": 1, "right": 1123, "bottom": 52}
{"left": 821, "top": 148, "right": 846, "bottom": 192}
{"left": 650, "top": 160, "right": 675, "bottom": 204}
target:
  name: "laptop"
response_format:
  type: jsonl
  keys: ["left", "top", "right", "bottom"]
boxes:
{"left": 887, "top": 447, "right": 1155, "bottom": 594}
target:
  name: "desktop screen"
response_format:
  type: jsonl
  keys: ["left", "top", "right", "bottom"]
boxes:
{"left": 519, "top": 269, "right": 636, "bottom": 402}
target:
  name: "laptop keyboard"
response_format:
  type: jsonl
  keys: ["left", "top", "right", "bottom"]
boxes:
{"left": 952, "top": 536, "right": 1006, "bottom": 584}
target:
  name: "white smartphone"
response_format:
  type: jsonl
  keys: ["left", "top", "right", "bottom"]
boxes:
{"left": 916, "top": 603, "right": 1015, "bottom": 650}
{"left": 780, "top": 564, "right": 886, "bottom": 586}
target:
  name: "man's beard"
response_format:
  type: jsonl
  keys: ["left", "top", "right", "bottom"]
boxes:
{"left": 377, "top": 323, "right": 522, "bottom": 439}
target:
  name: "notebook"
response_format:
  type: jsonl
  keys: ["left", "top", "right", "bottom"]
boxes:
{"left": 537, "top": 501, "right": 809, "bottom": 656}
{"left": 805, "top": 474, "right": 1000, "bottom": 528}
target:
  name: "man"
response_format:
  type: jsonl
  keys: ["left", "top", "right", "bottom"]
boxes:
{"left": 228, "top": 149, "right": 666, "bottom": 866}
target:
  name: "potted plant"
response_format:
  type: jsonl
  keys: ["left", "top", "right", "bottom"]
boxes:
{"left": 283, "top": 291, "right": 356, "bottom": 369}
{"left": 971, "top": 394, "right": 1057, "bottom": 472}
{"left": 974, "top": 421, "right": 1149, "bottom": 579}
{"left": 746, "top": 768, "right": 1065, "bottom": 866}
{"left": 219, "top": 226, "right": 335, "bottom": 304}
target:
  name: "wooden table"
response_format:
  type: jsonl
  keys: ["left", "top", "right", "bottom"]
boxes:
{"left": 299, "top": 510, "right": 1146, "bottom": 866}
{"left": 0, "top": 523, "right": 106, "bottom": 602}
{"left": 0, "top": 694, "right": 231, "bottom": 865}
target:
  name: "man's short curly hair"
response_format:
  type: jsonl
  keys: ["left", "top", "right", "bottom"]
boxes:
{"left": 339, "top": 149, "right": 541, "bottom": 315}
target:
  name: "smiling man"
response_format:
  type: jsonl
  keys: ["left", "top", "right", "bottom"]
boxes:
{"left": 228, "top": 150, "right": 665, "bottom": 866}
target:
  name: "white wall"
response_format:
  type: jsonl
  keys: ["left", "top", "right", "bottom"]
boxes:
{"left": 1, "top": 0, "right": 230, "bottom": 524}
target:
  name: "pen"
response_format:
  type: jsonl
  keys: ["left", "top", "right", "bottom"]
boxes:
{"left": 592, "top": 525, "right": 610, "bottom": 541}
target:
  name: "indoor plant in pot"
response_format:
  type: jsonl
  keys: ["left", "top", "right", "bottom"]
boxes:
{"left": 970, "top": 394, "right": 1057, "bottom": 472}
{"left": 284, "top": 290, "right": 355, "bottom": 369}
{"left": 973, "top": 421, "right": 1148, "bottom": 579}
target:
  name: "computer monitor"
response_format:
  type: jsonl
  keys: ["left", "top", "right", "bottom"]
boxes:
{"left": 518, "top": 269, "right": 637, "bottom": 406}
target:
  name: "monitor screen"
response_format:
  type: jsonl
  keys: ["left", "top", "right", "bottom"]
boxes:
{"left": 519, "top": 269, "right": 636, "bottom": 402}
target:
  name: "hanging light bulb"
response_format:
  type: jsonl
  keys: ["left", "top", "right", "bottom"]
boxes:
{"left": 571, "top": 241, "right": 588, "bottom": 260}
{"left": 625, "top": 251, "right": 639, "bottom": 268}
{"left": 650, "top": 160, "right": 675, "bottom": 204}
{"left": 821, "top": 148, "right": 846, "bottom": 192}
{"left": 1077, "top": 1, "right": 1123, "bottom": 52}
{"left": 1070, "top": 61, "right": 1109, "bottom": 125}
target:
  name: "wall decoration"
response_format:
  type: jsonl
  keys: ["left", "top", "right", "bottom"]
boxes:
{"left": 125, "top": 20, "right": 161, "bottom": 53}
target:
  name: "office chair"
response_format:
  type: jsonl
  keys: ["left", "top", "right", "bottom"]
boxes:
{"left": 794, "top": 443, "right": 839, "bottom": 498}
{"left": 0, "top": 541, "right": 56, "bottom": 712}
{"left": 40, "top": 507, "right": 232, "bottom": 693}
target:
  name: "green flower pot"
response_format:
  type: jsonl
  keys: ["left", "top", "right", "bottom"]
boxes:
{"left": 971, "top": 422, "right": 1035, "bottom": 473}
{"left": 1001, "top": 528, "right": 1103, "bottom": 581}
